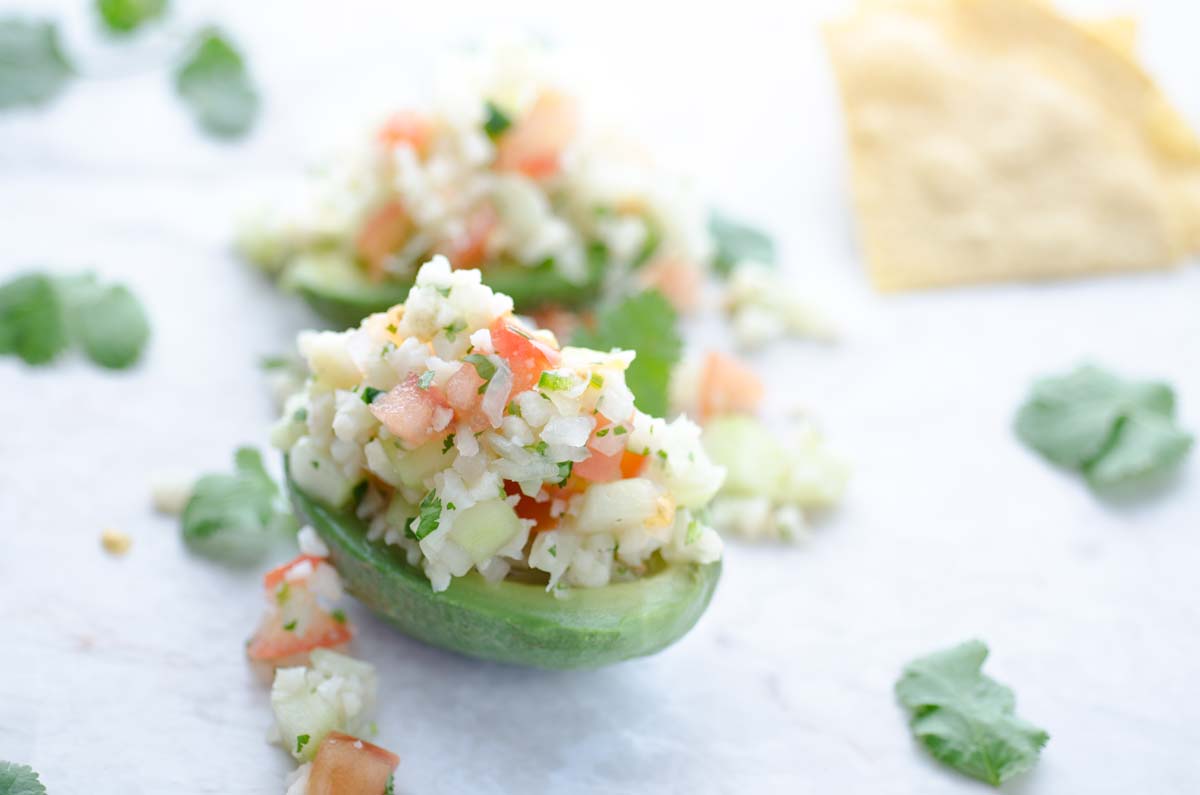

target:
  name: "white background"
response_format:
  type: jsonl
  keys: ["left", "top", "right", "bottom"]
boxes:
{"left": 2, "top": 1, "right": 1199, "bottom": 792}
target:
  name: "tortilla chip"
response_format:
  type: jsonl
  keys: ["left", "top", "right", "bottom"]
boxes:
{"left": 826, "top": 0, "right": 1200, "bottom": 291}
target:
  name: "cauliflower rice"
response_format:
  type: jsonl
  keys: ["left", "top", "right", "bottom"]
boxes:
{"left": 273, "top": 257, "right": 723, "bottom": 592}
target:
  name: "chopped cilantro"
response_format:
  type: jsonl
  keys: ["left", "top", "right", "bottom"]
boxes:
{"left": 549, "top": 544, "right": 557, "bottom": 558}
{"left": 310, "top": 460, "right": 319, "bottom": 469}
{"left": 464, "top": 353, "right": 497, "bottom": 393}
{"left": 556, "top": 461, "right": 573, "bottom": 485}
{"left": 442, "top": 434, "right": 456, "bottom": 454}
{"left": 292, "top": 407, "right": 307, "bottom": 423}
{"left": 613, "top": 425, "right": 627, "bottom": 435}
{"left": 685, "top": 518, "right": 701, "bottom": 545}
{"left": 361, "top": 386, "right": 384, "bottom": 404}
{"left": 275, "top": 582, "right": 290, "bottom": 605}
{"left": 572, "top": 290, "right": 681, "bottom": 417}
{"left": 589, "top": 372, "right": 605, "bottom": 389}
{"left": 596, "top": 428, "right": 610, "bottom": 437}
{"left": 352, "top": 480, "right": 369, "bottom": 505}
{"left": 532, "top": 440, "right": 549, "bottom": 455}
{"left": 506, "top": 401, "right": 521, "bottom": 417}
{"left": 414, "top": 491, "right": 442, "bottom": 539}
{"left": 436, "top": 286, "right": 451, "bottom": 297}
{"left": 642, "top": 446, "right": 650, "bottom": 456}
{"left": 418, "top": 369, "right": 435, "bottom": 389}
{"left": 385, "top": 775, "right": 395, "bottom": 795}
{"left": 331, "top": 609, "right": 347, "bottom": 624}
{"left": 386, "top": 323, "right": 397, "bottom": 333}
{"left": 443, "top": 319, "right": 467, "bottom": 341}
{"left": 446, "top": 502, "right": 457, "bottom": 511}
{"left": 295, "top": 733, "right": 310, "bottom": 754}
{"left": 483, "top": 100, "right": 512, "bottom": 138}
{"left": 657, "top": 449, "right": 667, "bottom": 460}
{"left": 282, "top": 619, "right": 297, "bottom": 631}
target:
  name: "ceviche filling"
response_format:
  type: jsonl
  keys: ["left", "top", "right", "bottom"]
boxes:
{"left": 273, "top": 257, "right": 723, "bottom": 592}
{"left": 239, "top": 40, "right": 713, "bottom": 311}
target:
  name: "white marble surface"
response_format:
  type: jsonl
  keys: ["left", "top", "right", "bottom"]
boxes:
{"left": 2, "top": 1, "right": 1199, "bottom": 792}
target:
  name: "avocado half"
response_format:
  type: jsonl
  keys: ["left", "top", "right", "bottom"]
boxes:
{"left": 286, "top": 460, "right": 722, "bottom": 669}
{"left": 286, "top": 253, "right": 605, "bottom": 328}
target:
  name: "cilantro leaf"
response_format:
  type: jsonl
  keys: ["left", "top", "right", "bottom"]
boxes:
{"left": 69, "top": 281, "right": 151, "bottom": 369}
{"left": 709, "top": 211, "right": 775, "bottom": 277}
{"left": 181, "top": 447, "right": 292, "bottom": 564}
{"left": 0, "top": 762, "right": 47, "bottom": 795}
{"left": 96, "top": 0, "right": 167, "bottom": 34}
{"left": 1015, "top": 364, "right": 1192, "bottom": 488}
{"left": 572, "top": 290, "right": 681, "bottom": 417}
{"left": 896, "top": 640, "right": 1048, "bottom": 786}
{"left": 174, "top": 28, "right": 258, "bottom": 139}
{"left": 0, "top": 273, "right": 68, "bottom": 364}
{"left": 482, "top": 100, "right": 511, "bottom": 139}
{"left": 0, "top": 18, "right": 73, "bottom": 110}
{"left": 414, "top": 490, "right": 442, "bottom": 540}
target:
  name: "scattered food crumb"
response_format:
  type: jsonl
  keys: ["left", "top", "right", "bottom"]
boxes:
{"left": 101, "top": 528, "right": 132, "bottom": 555}
{"left": 150, "top": 474, "right": 194, "bottom": 515}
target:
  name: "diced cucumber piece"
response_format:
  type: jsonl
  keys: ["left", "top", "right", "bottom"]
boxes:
{"left": 389, "top": 437, "right": 455, "bottom": 488}
{"left": 271, "top": 668, "right": 340, "bottom": 762}
{"left": 449, "top": 499, "right": 521, "bottom": 564}
{"left": 290, "top": 437, "right": 356, "bottom": 508}
{"left": 701, "top": 414, "right": 785, "bottom": 499}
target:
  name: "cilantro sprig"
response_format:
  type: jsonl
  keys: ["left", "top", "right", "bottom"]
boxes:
{"left": 0, "top": 762, "right": 47, "bottom": 795}
{"left": 572, "top": 290, "right": 682, "bottom": 417}
{"left": 96, "top": 0, "right": 167, "bottom": 35}
{"left": 0, "top": 271, "right": 150, "bottom": 369}
{"left": 896, "top": 640, "right": 1048, "bottom": 786}
{"left": 181, "top": 447, "right": 297, "bottom": 564}
{"left": 174, "top": 28, "right": 259, "bottom": 139}
{"left": 1015, "top": 364, "right": 1192, "bottom": 489}
{"left": 709, "top": 211, "right": 776, "bottom": 277}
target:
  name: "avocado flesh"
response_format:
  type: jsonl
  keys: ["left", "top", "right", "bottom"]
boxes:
{"left": 287, "top": 254, "right": 604, "bottom": 328}
{"left": 286, "top": 459, "right": 722, "bottom": 669}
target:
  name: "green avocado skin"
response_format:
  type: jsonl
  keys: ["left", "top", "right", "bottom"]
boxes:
{"left": 286, "top": 462, "right": 721, "bottom": 669}
{"left": 293, "top": 257, "right": 604, "bottom": 329}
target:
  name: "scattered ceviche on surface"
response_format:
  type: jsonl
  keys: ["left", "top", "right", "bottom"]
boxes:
{"left": 270, "top": 257, "right": 724, "bottom": 668}
{"left": 246, "top": 530, "right": 402, "bottom": 794}
{"left": 235, "top": 39, "right": 780, "bottom": 330}
{"left": 670, "top": 351, "right": 849, "bottom": 541}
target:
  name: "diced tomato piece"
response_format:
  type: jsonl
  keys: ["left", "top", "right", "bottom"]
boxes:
{"left": 263, "top": 554, "right": 327, "bottom": 590}
{"left": 490, "top": 318, "right": 559, "bottom": 395}
{"left": 637, "top": 256, "right": 701, "bottom": 312}
{"left": 698, "top": 351, "right": 764, "bottom": 422}
{"left": 356, "top": 200, "right": 410, "bottom": 282}
{"left": 377, "top": 110, "right": 431, "bottom": 154}
{"left": 619, "top": 449, "right": 647, "bottom": 479}
{"left": 573, "top": 448, "right": 620, "bottom": 483}
{"left": 442, "top": 364, "right": 492, "bottom": 431}
{"left": 370, "top": 374, "right": 448, "bottom": 447}
{"left": 573, "top": 414, "right": 642, "bottom": 484}
{"left": 246, "top": 588, "right": 353, "bottom": 664}
{"left": 439, "top": 203, "right": 498, "bottom": 269}
{"left": 308, "top": 732, "right": 400, "bottom": 795}
{"left": 494, "top": 91, "right": 576, "bottom": 179}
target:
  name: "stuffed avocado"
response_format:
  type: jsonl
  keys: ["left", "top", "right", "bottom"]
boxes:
{"left": 271, "top": 257, "right": 725, "bottom": 668}
{"left": 238, "top": 40, "right": 712, "bottom": 326}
